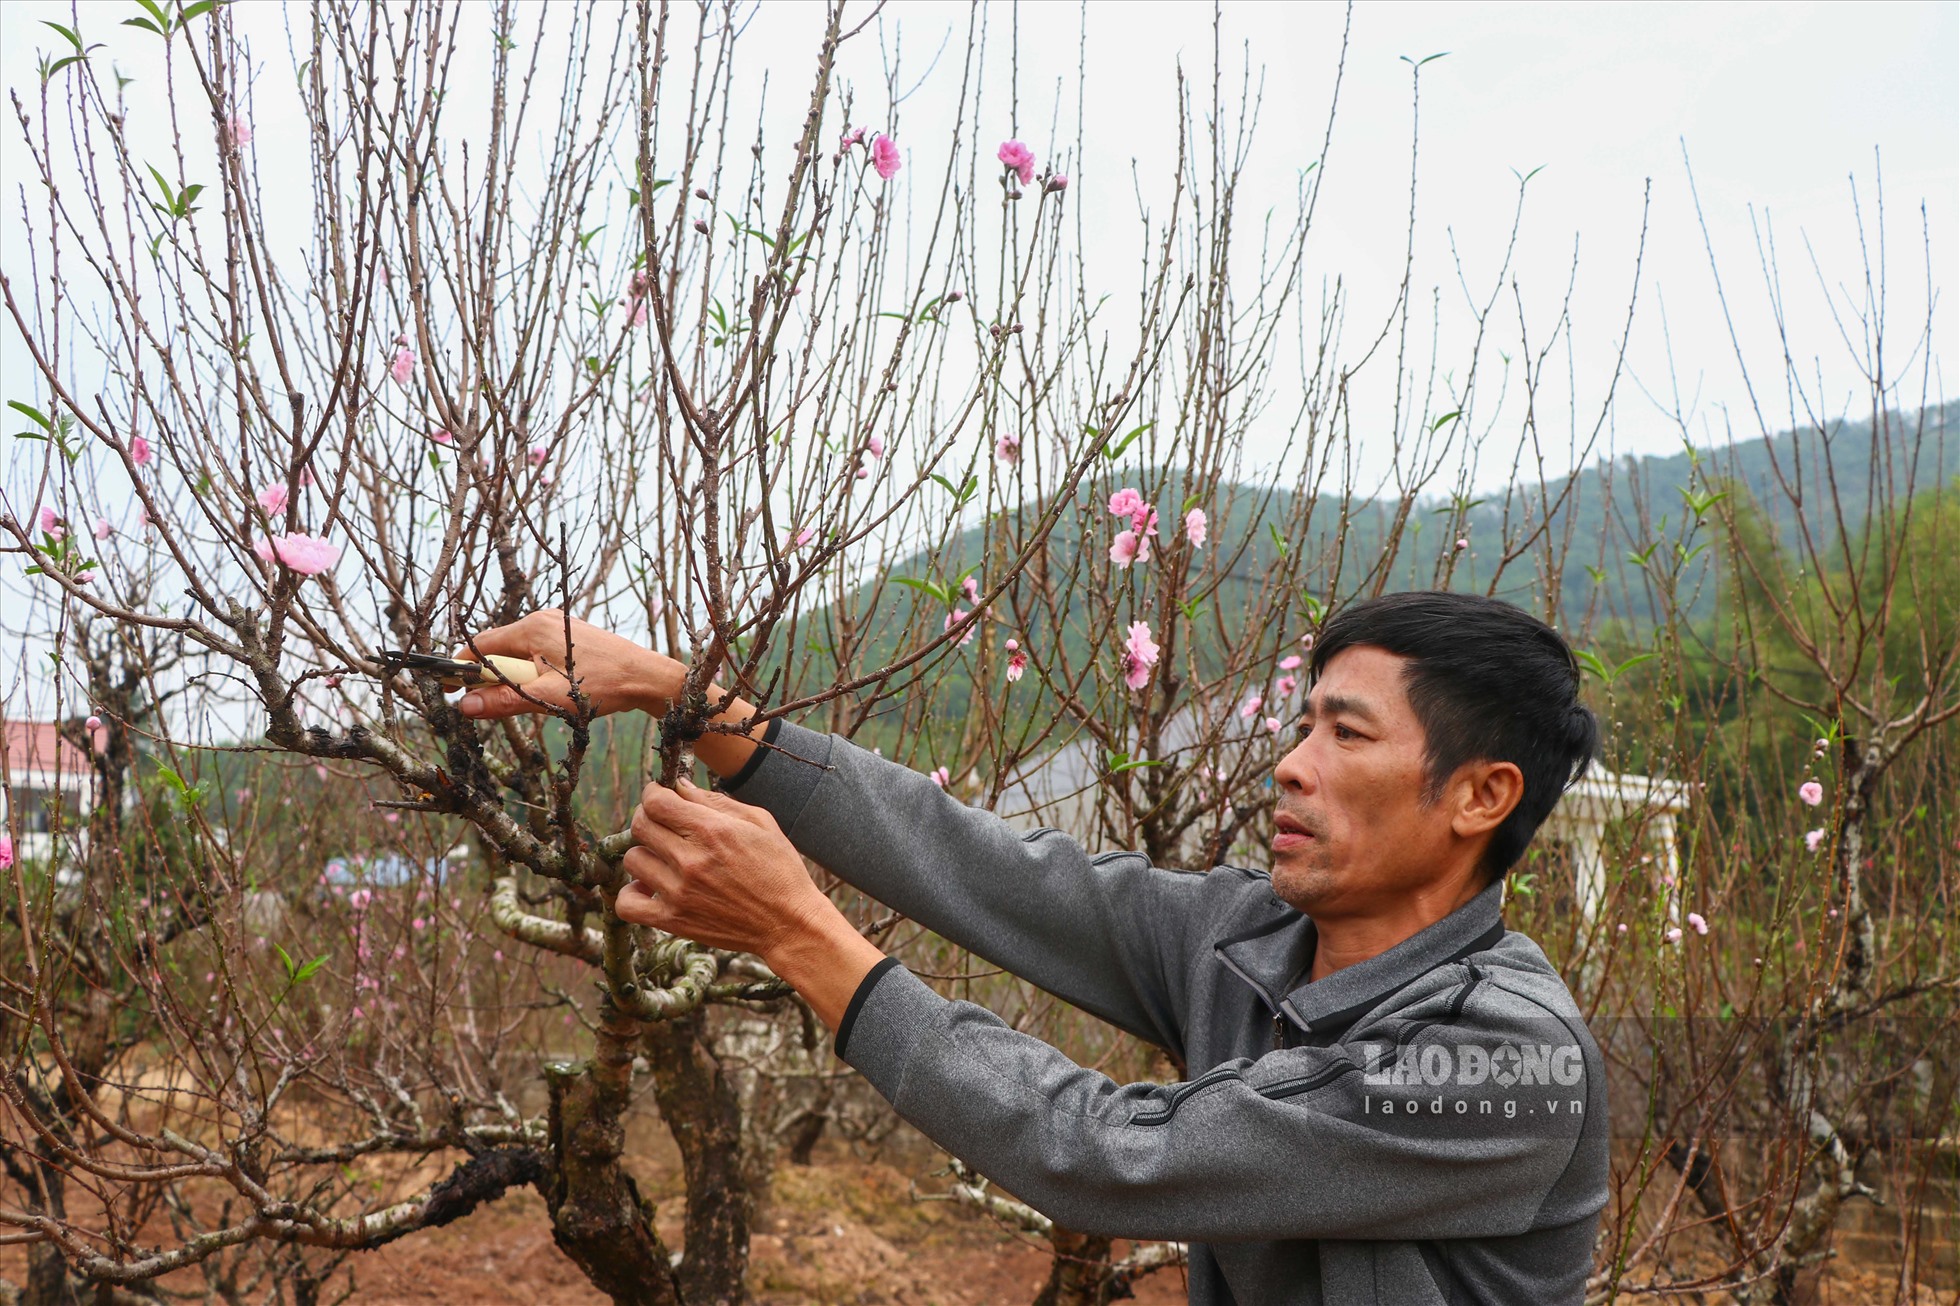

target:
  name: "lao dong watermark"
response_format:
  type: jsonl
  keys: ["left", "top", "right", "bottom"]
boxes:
{"left": 1357, "top": 1039, "right": 1588, "bottom": 1132}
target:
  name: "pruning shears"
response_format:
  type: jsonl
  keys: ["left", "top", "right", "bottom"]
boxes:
{"left": 374, "top": 650, "right": 543, "bottom": 692}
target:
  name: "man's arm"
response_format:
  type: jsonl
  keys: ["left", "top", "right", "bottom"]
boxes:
{"left": 833, "top": 962, "right": 1604, "bottom": 1245}
{"left": 456, "top": 613, "right": 1216, "bottom": 1052}
{"left": 720, "top": 719, "right": 1216, "bottom": 1054}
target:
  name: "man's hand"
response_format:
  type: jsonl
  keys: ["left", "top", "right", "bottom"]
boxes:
{"left": 455, "top": 609, "right": 679, "bottom": 720}
{"left": 618, "top": 778, "right": 885, "bottom": 1030}
{"left": 453, "top": 609, "right": 765, "bottom": 779}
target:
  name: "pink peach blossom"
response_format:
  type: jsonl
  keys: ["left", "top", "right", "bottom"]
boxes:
{"left": 93, "top": 518, "right": 114, "bottom": 540}
{"left": 1686, "top": 912, "right": 1709, "bottom": 935}
{"left": 1804, "top": 829, "right": 1825, "bottom": 852}
{"left": 261, "top": 532, "right": 343, "bottom": 576}
{"left": 929, "top": 766, "right": 950, "bottom": 788}
{"left": 791, "top": 526, "right": 815, "bottom": 549}
{"left": 224, "top": 115, "right": 252, "bottom": 149}
{"left": 944, "top": 608, "right": 975, "bottom": 646}
{"left": 1275, "top": 675, "right": 1297, "bottom": 698}
{"left": 0, "top": 836, "right": 14, "bottom": 870}
{"left": 1004, "top": 637, "right": 1028, "bottom": 682}
{"left": 995, "top": 432, "right": 1021, "bottom": 463}
{"left": 839, "top": 125, "right": 866, "bottom": 150}
{"left": 1184, "top": 507, "right": 1207, "bottom": 548}
{"left": 38, "top": 507, "right": 64, "bottom": 540}
{"left": 1045, "top": 173, "right": 1068, "bottom": 193}
{"left": 866, "top": 435, "right": 885, "bottom": 458}
{"left": 871, "top": 134, "right": 902, "bottom": 180}
{"left": 431, "top": 429, "right": 454, "bottom": 446}
{"left": 1264, "top": 717, "right": 1281, "bottom": 733}
{"left": 1109, "top": 529, "right": 1149, "bottom": 567}
{"left": 962, "top": 577, "right": 981, "bottom": 604}
{"left": 997, "top": 139, "right": 1036, "bottom": 187}
{"left": 130, "top": 435, "right": 152, "bottom": 467}
{"left": 1240, "top": 695, "right": 1264, "bottom": 719}
{"left": 1107, "top": 487, "right": 1145, "bottom": 518}
{"left": 85, "top": 714, "right": 102, "bottom": 731}
{"left": 1455, "top": 538, "right": 1468, "bottom": 551}
{"left": 1120, "top": 621, "right": 1160, "bottom": 691}
{"left": 1798, "top": 780, "right": 1824, "bottom": 807}
{"left": 1664, "top": 927, "right": 1683, "bottom": 944}
{"left": 389, "top": 346, "right": 415, "bottom": 386}
{"left": 1279, "top": 654, "right": 1303, "bottom": 671}
{"left": 256, "top": 483, "right": 289, "bottom": 516}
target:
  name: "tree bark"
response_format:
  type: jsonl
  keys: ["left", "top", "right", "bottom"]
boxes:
{"left": 1034, "top": 1229, "right": 1127, "bottom": 1306}
{"left": 644, "top": 1008, "right": 751, "bottom": 1306}
{"left": 543, "top": 1011, "right": 683, "bottom": 1306}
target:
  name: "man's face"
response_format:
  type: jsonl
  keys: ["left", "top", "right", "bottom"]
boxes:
{"left": 1269, "top": 645, "right": 1462, "bottom": 918}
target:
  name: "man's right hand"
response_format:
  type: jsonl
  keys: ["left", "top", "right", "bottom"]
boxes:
{"left": 455, "top": 609, "right": 680, "bottom": 721}
{"left": 453, "top": 609, "right": 764, "bottom": 779}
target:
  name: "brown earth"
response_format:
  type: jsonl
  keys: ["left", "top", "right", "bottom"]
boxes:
{"left": 338, "top": 1157, "right": 1189, "bottom": 1306}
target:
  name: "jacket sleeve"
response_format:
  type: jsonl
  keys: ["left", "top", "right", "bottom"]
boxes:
{"left": 723, "top": 721, "right": 1216, "bottom": 1054}
{"left": 835, "top": 962, "right": 1595, "bottom": 1244}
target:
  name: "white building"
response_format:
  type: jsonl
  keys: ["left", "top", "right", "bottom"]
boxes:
{"left": 2, "top": 718, "right": 105, "bottom": 866}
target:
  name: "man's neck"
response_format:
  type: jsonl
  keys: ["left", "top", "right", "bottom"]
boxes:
{"left": 1307, "top": 874, "right": 1487, "bottom": 983}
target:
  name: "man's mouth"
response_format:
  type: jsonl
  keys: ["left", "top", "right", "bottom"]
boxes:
{"left": 1273, "top": 811, "right": 1316, "bottom": 848}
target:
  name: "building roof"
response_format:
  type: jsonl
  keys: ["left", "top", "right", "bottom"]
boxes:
{"left": 1, "top": 719, "right": 108, "bottom": 782}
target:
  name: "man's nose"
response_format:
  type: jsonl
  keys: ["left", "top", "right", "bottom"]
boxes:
{"left": 1272, "top": 738, "right": 1312, "bottom": 793}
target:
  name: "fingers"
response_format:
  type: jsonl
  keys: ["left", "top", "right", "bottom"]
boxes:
{"left": 456, "top": 609, "right": 565, "bottom": 661}
{"left": 638, "top": 775, "right": 766, "bottom": 832}
{"left": 630, "top": 803, "right": 693, "bottom": 864}
{"left": 614, "top": 878, "right": 668, "bottom": 928}
{"left": 458, "top": 671, "right": 569, "bottom": 719}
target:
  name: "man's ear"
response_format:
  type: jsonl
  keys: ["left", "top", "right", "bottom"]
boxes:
{"left": 1450, "top": 760, "right": 1525, "bottom": 839}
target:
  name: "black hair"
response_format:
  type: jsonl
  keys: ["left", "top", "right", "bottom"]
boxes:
{"left": 1307, "top": 591, "right": 1598, "bottom": 880}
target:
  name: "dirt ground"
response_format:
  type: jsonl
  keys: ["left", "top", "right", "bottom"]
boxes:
{"left": 4, "top": 1131, "right": 1946, "bottom": 1304}
{"left": 340, "top": 1156, "right": 1188, "bottom": 1306}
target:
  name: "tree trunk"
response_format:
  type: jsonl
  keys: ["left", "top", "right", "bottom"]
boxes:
{"left": 644, "top": 1008, "right": 751, "bottom": 1306}
{"left": 543, "top": 1010, "right": 683, "bottom": 1306}
{"left": 1034, "top": 1229, "right": 1127, "bottom": 1306}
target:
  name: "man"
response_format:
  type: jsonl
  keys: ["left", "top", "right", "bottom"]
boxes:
{"left": 460, "top": 591, "right": 1609, "bottom": 1305}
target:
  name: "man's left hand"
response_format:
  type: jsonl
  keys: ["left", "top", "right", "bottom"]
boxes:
{"left": 618, "top": 778, "right": 826, "bottom": 957}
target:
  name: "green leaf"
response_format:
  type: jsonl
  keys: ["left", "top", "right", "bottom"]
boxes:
{"left": 1268, "top": 522, "right": 1289, "bottom": 556}
{"left": 43, "top": 21, "right": 84, "bottom": 50}
{"left": 180, "top": 0, "right": 218, "bottom": 21}
{"left": 576, "top": 225, "right": 605, "bottom": 250}
{"left": 8, "top": 401, "right": 52, "bottom": 430}
{"left": 122, "top": 16, "right": 163, "bottom": 35}
{"left": 274, "top": 942, "right": 296, "bottom": 981}
{"left": 1429, "top": 409, "right": 1462, "bottom": 434}
{"left": 1180, "top": 492, "right": 1203, "bottom": 514}
{"left": 156, "top": 764, "right": 188, "bottom": 795}
{"left": 292, "top": 954, "right": 327, "bottom": 984}
{"left": 1109, "top": 757, "right": 1164, "bottom": 774}
{"left": 14, "top": 432, "right": 48, "bottom": 443}
{"left": 428, "top": 447, "right": 442, "bottom": 471}
{"left": 1102, "top": 421, "right": 1153, "bottom": 462}
{"left": 892, "top": 575, "right": 951, "bottom": 605}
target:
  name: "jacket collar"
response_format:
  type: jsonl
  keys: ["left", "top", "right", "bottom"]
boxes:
{"left": 1214, "top": 878, "right": 1506, "bottom": 1036}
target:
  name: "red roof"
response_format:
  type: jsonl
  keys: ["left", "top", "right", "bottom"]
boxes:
{"left": 1, "top": 719, "right": 107, "bottom": 779}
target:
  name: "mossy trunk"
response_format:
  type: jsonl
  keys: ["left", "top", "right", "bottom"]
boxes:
{"left": 644, "top": 1007, "right": 751, "bottom": 1306}
{"left": 543, "top": 1012, "right": 683, "bottom": 1306}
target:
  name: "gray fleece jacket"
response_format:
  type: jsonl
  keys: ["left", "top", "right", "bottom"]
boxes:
{"left": 726, "top": 721, "right": 1608, "bottom": 1305}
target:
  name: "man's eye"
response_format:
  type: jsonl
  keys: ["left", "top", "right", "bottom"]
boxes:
{"left": 1294, "top": 719, "right": 1312, "bottom": 742}
{"left": 1332, "top": 723, "right": 1358, "bottom": 742}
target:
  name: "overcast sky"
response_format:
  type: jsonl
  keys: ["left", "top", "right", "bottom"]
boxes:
{"left": 0, "top": 1, "right": 1953, "bottom": 737}
{"left": 2, "top": 0, "right": 1952, "bottom": 469}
